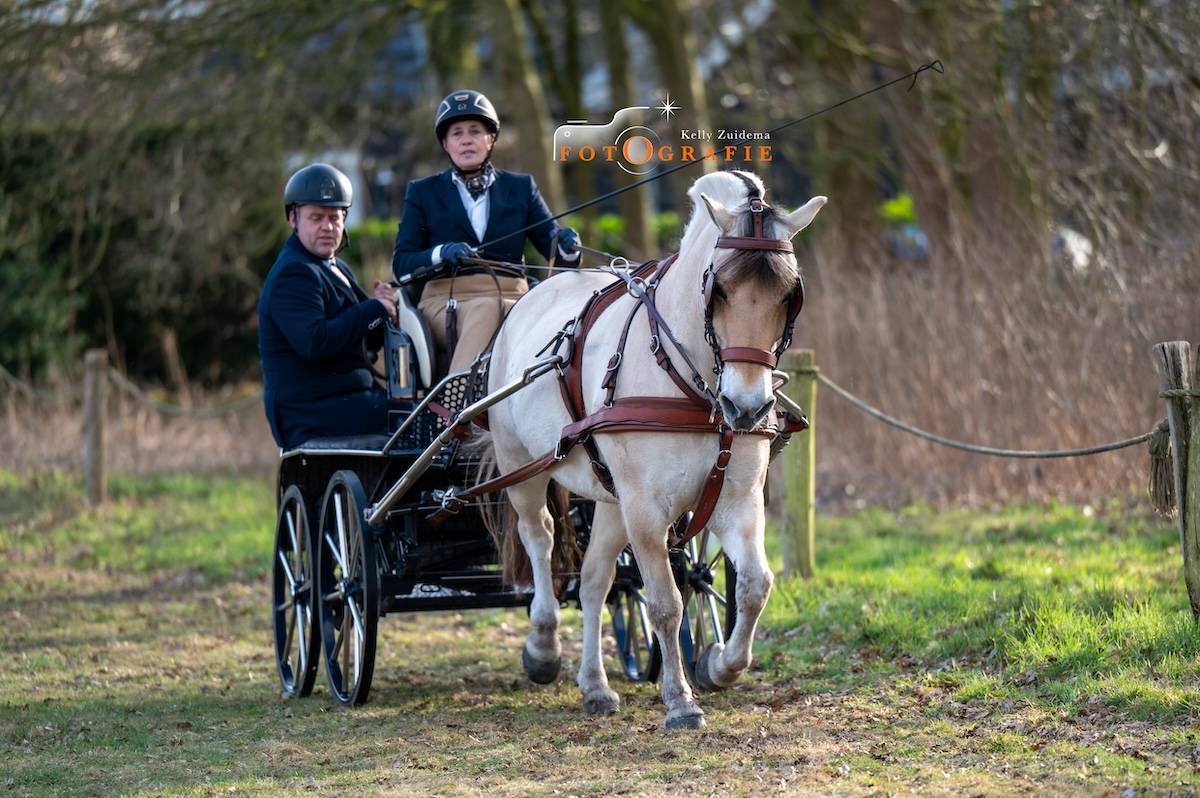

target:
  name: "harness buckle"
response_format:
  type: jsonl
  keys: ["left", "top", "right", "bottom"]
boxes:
{"left": 605, "top": 351, "right": 622, "bottom": 372}
{"left": 649, "top": 335, "right": 660, "bottom": 355}
{"left": 446, "top": 297, "right": 457, "bottom": 311}
{"left": 715, "top": 447, "right": 733, "bottom": 471}
{"left": 435, "top": 488, "right": 466, "bottom": 515}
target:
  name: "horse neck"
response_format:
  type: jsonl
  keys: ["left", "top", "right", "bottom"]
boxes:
{"left": 655, "top": 222, "right": 720, "bottom": 370}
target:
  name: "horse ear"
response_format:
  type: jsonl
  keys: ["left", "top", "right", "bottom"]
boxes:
{"left": 700, "top": 192, "right": 738, "bottom": 235}
{"left": 781, "top": 196, "right": 828, "bottom": 238}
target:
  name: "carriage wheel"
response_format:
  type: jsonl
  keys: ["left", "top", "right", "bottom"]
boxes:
{"left": 316, "top": 470, "right": 379, "bottom": 706}
{"left": 660, "top": 529, "right": 738, "bottom": 683}
{"left": 608, "top": 549, "right": 661, "bottom": 682}
{"left": 273, "top": 484, "right": 320, "bottom": 698}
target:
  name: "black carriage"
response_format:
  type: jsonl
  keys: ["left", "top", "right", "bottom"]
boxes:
{"left": 270, "top": 279, "right": 738, "bottom": 705}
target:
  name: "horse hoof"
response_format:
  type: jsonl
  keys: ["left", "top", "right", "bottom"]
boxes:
{"left": 582, "top": 689, "right": 620, "bottom": 715}
{"left": 694, "top": 644, "right": 729, "bottom": 692}
{"left": 522, "top": 647, "right": 562, "bottom": 685}
{"left": 664, "top": 711, "right": 706, "bottom": 731}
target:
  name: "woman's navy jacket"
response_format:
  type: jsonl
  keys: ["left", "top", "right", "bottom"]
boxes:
{"left": 391, "top": 168, "right": 563, "bottom": 280}
{"left": 257, "top": 234, "right": 389, "bottom": 449}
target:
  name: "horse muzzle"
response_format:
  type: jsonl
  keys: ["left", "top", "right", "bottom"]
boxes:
{"left": 718, "top": 392, "right": 775, "bottom": 432}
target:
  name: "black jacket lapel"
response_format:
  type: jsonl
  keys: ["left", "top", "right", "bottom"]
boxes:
{"left": 484, "top": 170, "right": 513, "bottom": 245}
{"left": 435, "top": 170, "right": 480, "bottom": 245}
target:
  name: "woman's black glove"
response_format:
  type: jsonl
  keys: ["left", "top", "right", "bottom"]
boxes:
{"left": 441, "top": 242, "right": 477, "bottom": 269}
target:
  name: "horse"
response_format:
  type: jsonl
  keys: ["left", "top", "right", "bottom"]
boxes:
{"left": 483, "top": 169, "right": 826, "bottom": 729}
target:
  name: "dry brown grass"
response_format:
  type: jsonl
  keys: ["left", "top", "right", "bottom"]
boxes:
{"left": 0, "top": 384, "right": 277, "bottom": 476}
{"left": 799, "top": 220, "right": 1193, "bottom": 506}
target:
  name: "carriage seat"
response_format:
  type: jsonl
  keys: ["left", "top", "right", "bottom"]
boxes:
{"left": 396, "top": 284, "right": 436, "bottom": 389}
{"left": 285, "top": 434, "right": 392, "bottom": 454}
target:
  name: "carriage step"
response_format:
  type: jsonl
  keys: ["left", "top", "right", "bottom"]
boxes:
{"left": 379, "top": 592, "right": 533, "bottom": 613}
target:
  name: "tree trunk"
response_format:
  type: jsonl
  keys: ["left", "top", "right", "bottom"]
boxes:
{"left": 601, "top": 1, "right": 654, "bottom": 259}
{"left": 491, "top": 0, "right": 564, "bottom": 211}
{"left": 625, "top": 0, "right": 716, "bottom": 204}
{"left": 158, "top": 325, "right": 192, "bottom": 409}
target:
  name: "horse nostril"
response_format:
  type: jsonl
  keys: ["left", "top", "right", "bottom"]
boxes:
{"left": 753, "top": 397, "right": 775, "bottom": 424}
{"left": 719, "top": 395, "right": 740, "bottom": 424}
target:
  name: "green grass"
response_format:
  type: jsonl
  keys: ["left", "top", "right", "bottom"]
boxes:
{"left": 756, "top": 502, "right": 1200, "bottom": 723}
{"left": 2, "top": 467, "right": 1199, "bottom": 796}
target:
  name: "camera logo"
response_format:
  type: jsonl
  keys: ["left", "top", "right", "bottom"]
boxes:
{"left": 553, "top": 106, "right": 661, "bottom": 176}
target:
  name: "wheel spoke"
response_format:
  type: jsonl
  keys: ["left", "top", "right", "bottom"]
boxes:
{"left": 285, "top": 505, "right": 300, "bottom": 557}
{"left": 324, "top": 532, "right": 348, "bottom": 574}
{"left": 696, "top": 580, "right": 727, "bottom": 607}
{"left": 330, "top": 613, "right": 345, "bottom": 671}
{"left": 292, "top": 527, "right": 308, "bottom": 592}
{"left": 347, "top": 594, "right": 366, "bottom": 643}
{"left": 693, "top": 589, "right": 708, "bottom": 651}
{"left": 347, "top": 520, "right": 361, "bottom": 583}
{"left": 335, "top": 491, "right": 350, "bottom": 580}
{"left": 282, "top": 606, "right": 296, "bottom": 664}
{"left": 705, "top": 592, "right": 723, "bottom": 645}
{"left": 352, "top": 619, "right": 362, "bottom": 683}
{"left": 636, "top": 598, "right": 653, "bottom": 651}
{"left": 295, "top": 605, "right": 308, "bottom": 674}
{"left": 276, "top": 598, "right": 294, "bottom": 613}
{"left": 277, "top": 550, "right": 297, "bottom": 591}
{"left": 341, "top": 598, "right": 353, "bottom": 687}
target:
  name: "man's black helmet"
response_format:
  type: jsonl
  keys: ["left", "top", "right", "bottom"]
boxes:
{"left": 283, "top": 163, "right": 353, "bottom": 218}
{"left": 434, "top": 90, "right": 500, "bottom": 141}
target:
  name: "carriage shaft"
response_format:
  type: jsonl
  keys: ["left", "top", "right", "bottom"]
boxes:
{"left": 364, "top": 355, "right": 563, "bottom": 526}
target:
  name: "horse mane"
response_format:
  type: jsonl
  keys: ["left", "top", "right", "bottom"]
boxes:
{"left": 680, "top": 170, "right": 798, "bottom": 296}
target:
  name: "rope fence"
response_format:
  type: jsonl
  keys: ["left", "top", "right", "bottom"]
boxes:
{"left": 815, "top": 371, "right": 1163, "bottom": 459}
{"left": 777, "top": 342, "right": 1200, "bottom": 618}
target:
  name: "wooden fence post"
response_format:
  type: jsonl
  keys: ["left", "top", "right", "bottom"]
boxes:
{"left": 1152, "top": 341, "right": 1200, "bottom": 618}
{"left": 84, "top": 348, "right": 107, "bottom": 507}
{"left": 780, "top": 349, "right": 817, "bottom": 579}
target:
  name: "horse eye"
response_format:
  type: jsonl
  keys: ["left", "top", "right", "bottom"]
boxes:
{"left": 712, "top": 284, "right": 728, "bottom": 303}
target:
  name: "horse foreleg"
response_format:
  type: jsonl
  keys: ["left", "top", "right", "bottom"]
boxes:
{"left": 575, "top": 501, "right": 626, "bottom": 715}
{"left": 507, "top": 477, "right": 562, "bottom": 683}
{"left": 625, "top": 508, "right": 705, "bottom": 730}
{"left": 696, "top": 506, "right": 772, "bottom": 690}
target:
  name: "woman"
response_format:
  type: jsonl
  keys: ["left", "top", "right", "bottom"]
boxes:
{"left": 392, "top": 89, "right": 579, "bottom": 372}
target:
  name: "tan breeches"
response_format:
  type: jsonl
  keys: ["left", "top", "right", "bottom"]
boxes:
{"left": 419, "top": 274, "right": 529, "bottom": 372}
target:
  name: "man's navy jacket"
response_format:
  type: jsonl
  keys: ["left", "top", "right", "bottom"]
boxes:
{"left": 391, "top": 168, "right": 564, "bottom": 281}
{"left": 258, "top": 234, "right": 389, "bottom": 449}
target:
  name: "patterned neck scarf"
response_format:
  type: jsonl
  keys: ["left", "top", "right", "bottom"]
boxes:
{"left": 454, "top": 161, "right": 495, "bottom": 200}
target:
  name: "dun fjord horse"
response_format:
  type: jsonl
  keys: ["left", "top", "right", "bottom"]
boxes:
{"left": 485, "top": 170, "right": 826, "bottom": 729}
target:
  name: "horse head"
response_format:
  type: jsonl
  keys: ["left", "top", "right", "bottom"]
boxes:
{"left": 686, "top": 171, "right": 826, "bottom": 431}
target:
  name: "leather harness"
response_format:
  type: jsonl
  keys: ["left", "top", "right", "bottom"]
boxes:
{"left": 431, "top": 183, "right": 808, "bottom": 547}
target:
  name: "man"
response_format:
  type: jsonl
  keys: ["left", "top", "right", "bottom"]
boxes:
{"left": 258, "top": 163, "right": 397, "bottom": 449}
{"left": 392, "top": 89, "right": 580, "bottom": 372}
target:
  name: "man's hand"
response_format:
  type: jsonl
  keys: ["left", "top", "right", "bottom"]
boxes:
{"left": 372, "top": 280, "right": 397, "bottom": 322}
{"left": 441, "top": 242, "right": 477, "bottom": 268}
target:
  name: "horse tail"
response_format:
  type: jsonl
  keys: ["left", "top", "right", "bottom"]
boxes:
{"left": 471, "top": 433, "right": 580, "bottom": 591}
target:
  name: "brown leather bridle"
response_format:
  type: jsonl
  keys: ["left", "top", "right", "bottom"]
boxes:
{"left": 701, "top": 175, "right": 805, "bottom": 374}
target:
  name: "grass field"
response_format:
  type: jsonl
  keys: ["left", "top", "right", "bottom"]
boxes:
{"left": 3, "top": 468, "right": 1200, "bottom": 796}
